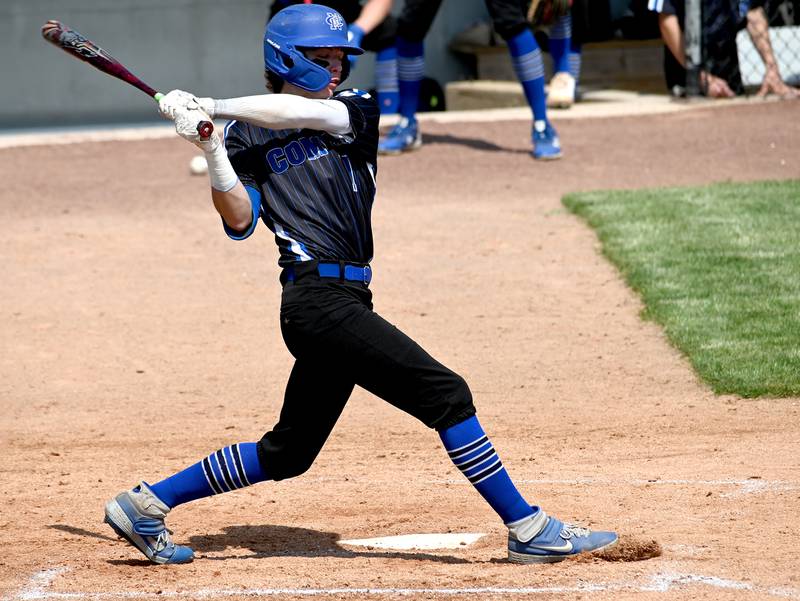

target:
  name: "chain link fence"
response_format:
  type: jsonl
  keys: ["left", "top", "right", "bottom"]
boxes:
{"left": 686, "top": 0, "right": 800, "bottom": 95}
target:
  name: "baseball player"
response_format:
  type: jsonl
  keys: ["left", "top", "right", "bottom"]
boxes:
{"left": 269, "top": 0, "right": 400, "bottom": 114}
{"left": 648, "top": 0, "right": 798, "bottom": 98}
{"left": 378, "top": 0, "right": 567, "bottom": 159}
{"left": 103, "top": 3, "right": 617, "bottom": 565}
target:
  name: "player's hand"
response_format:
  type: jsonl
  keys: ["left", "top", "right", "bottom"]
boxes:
{"left": 700, "top": 71, "right": 735, "bottom": 98}
{"left": 347, "top": 24, "right": 365, "bottom": 68}
{"left": 756, "top": 68, "right": 799, "bottom": 99}
{"left": 172, "top": 106, "right": 221, "bottom": 152}
{"left": 159, "top": 89, "right": 216, "bottom": 119}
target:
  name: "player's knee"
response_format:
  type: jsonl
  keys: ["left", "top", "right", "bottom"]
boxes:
{"left": 257, "top": 435, "right": 320, "bottom": 481}
{"left": 431, "top": 373, "right": 476, "bottom": 430}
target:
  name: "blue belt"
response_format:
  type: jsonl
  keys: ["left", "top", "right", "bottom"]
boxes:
{"left": 284, "top": 262, "right": 372, "bottom": 285}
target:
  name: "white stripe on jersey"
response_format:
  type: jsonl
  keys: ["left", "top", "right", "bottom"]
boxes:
{"left": 338, "top": 89, "right": 372, "bottom": 99}
{"left": 274, "top": 222, "right": 312, "bottom": 261}
{"left": 366, "top": 162, "right": 376, "bottom": 188}
{"left": 223, "top": 119, "right": 237, "bottom": 143}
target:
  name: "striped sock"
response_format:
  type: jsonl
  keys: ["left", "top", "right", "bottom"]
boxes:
{"left": 396, "top": 37, "right": 424, "bottom": 121}
{"left": 507, "top": 29, "right": 547, "bottom": 124}
{"left": 548, "top": 14, "right": 572, "bottom": 74}
{"left": 375, "top": 46, "right": 399, "bottom": 115}
{"left": 569, "top": 41, "right": 582, "bottom": 83}
{"left": 150, "top": 442, "right": 268, "bottom": 508}
{"left": 440, "top": 416, "right": 534, "bottom": 524}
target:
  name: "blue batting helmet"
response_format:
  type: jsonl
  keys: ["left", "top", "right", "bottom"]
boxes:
{"left": 264, "top": 4, "right": 364, "bottom": 92}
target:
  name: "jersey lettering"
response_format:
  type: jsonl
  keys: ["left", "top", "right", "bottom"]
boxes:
{"left": 266, "top": 135, "right": 330, "bottom": 174}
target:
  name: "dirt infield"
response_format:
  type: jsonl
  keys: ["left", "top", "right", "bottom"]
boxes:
{"left": 2, "top": 101, "right": 799, "bottom": 600}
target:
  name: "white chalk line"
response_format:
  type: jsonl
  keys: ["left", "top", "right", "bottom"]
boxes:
{"left": 15, "top": 567, "right": 800, "bottom": 600}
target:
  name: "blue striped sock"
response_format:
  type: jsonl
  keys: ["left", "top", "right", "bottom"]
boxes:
{"left": 440, "top": 416, "right": 534, "bottom": 524}
{"left": 397, "top": 37, "right": 423, "bottom": 121}
{"left": 375, "top": 46, "right": 399, "bottom": 115}
{"left": 569, "top": 40, "right": 582, "bottom": 83}
{"left": 548, "top": 14, "right": 572, "bottom": 74}
{"left": 507, "top": 29, "right": 547, "bottom": 124}
{"left": 150, "top": 442, "right": 268, "bottom": 508}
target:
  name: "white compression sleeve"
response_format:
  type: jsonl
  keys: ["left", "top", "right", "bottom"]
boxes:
{"left": 211, "top": 95, "right": 352, "bottom": 136}
{"left": 204, "top": 136, "right": 238, "bottom": 192}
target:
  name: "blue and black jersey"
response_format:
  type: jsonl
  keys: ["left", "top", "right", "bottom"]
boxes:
{"left": 222, "top": 89, "right": 379, "bottom": 268}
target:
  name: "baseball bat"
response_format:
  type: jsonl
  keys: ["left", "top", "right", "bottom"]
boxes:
{"left": 41, "top": 20, "right": 213, "bottom": 139}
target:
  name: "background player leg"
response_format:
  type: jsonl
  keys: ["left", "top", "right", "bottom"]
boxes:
{"left": 569, "top": 40, "right": 583, "bottom": 100}
{"left": 506, "top": 28, "right": 562, "bottom": 160}
{"left": 375, "top": 46, "right": 400, "bottom": 114}
{"left": 546, "top": 14, "right": 576, "bottom": 108}
{"left": 485, "top": 0, "right": 562, "bottom": 160}
{"left": 104, "top": 359, "right": 356, "bottom": 564}
{"left": 378, "top": 36, "right": 424, "bottom": 154}
{"left": 377, "top": 0, "right": 444, "bottom": 155}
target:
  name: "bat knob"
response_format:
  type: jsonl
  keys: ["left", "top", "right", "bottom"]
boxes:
{"left": 197, "top": 121, "right": 214, "bottom": 140}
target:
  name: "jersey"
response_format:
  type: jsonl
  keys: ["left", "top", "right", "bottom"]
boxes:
{"left": 222, "top": 89, "right": 380, "bottom": 268}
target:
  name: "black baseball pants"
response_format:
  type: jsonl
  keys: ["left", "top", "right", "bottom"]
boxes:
{"left": 398, "top": 0, "right": 532, "bottom": 43}
{"left": 257, "top": 261, "right": 476, "bottom": 481}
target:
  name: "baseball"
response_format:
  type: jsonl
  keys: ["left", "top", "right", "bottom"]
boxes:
{"left": 189, "top": 155, "right": 208, "bottom": 176}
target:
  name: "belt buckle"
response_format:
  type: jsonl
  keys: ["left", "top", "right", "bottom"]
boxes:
{"left": 363, "top": 265, "right": 371, "bottom": 284}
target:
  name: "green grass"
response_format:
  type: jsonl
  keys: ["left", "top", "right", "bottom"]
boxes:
{"left": 563, "top": 179, "right": 800, "bottom": 398}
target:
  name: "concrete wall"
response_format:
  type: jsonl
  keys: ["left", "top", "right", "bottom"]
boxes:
{"left": 2, "top": 0, "right": 490, "bottom": 129}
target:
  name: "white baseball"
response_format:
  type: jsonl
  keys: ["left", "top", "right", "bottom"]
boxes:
{"left": 189, "top": 155, "right": 208, "bottom": 176}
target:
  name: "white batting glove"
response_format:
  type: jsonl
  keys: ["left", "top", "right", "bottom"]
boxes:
{"left": 173, "top": 106, "right": 220, "bottom": 152}
{"left": 159, "top": 89, "right": 216, "bottom": 119}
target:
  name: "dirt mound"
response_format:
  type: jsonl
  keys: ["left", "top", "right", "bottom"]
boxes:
{"left": 574, "top": 535, "right": 662, "bottom": 563}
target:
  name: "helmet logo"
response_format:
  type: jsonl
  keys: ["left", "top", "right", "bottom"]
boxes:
{"left": 325, "top": 12, "right": 345, "bottom": 31}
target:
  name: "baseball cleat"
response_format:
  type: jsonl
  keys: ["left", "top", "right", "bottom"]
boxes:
{"left": 104, "top": 481, "right": 194, "bottom": 564}
{"left": 507, "top": 509, "right": 617, "bottom": 563}
{"left": 532, "top": 122, "right": 562, "bottom": 160}
{"left": 547, "top": 72, "right": 576, "bottom": 109}
{"left": 378, "top": 117, "right": 422, "bottom": 155}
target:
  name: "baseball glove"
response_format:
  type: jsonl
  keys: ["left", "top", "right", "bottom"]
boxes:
{"left": 528, "top": 0, "right": 572, "bottom": 26}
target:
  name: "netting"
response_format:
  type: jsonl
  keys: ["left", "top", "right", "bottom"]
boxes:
{"left": 736, "top": 0, "right": 800, "bottom": 87}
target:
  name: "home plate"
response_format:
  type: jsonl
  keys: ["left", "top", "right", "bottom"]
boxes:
{"left": 338, "top": 533, "right": 485, "bottom": 550}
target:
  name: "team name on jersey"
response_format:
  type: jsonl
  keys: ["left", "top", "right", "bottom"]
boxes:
{"left": 266, "top": 135, "right": 330, "bottom": 174}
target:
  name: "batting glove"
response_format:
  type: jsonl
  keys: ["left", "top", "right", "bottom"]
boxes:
{"left": 159, "top": 89, "right": 216, "bottom": 120}
{"left": 173, "top": 106, "right": 221, "bottom": 152}
{"left": 347, "top": 24, "right": 365, "bottom": 68}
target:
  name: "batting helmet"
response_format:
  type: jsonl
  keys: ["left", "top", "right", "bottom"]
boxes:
{"left": 264, "top": 4, "right": 364, "bottom": 92}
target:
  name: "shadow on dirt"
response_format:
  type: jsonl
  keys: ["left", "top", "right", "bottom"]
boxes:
{"left": 419, "top": 133, "right": 529, "bottom": 154}
{"left": 49, "top": 523, "right": 117, "bottom": 542}
{"left": 187, "top": 524, "right": 472, "bottom": 564}
{"left": 49, "top": 523, "right": 473, "bottom": 565}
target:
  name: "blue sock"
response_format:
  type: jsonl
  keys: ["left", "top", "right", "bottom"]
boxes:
{"left": 440, "top": 416, "right": 534, "bottom": 524}
{"left": 150, "top": 442, "right": 268, "bottom": 508}
{"left": 548, "top": 14, "right": 572, "bottom": 74}
{"left": 375, "top": 46, "right": 399, "bottom": 115}
{"left": 569, "top": 41, "right": 582, "bottom": 84}
{"left": 396, "top": 37, "right": 423, "bottom": 121}
{"left": 507, "top": 29, "right": 548, "bottom": 125}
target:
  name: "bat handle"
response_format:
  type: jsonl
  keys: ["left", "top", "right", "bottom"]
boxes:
{"left": 197, "top": 121, "right": 214, "bottom": 140}
{"left": 153, "top": 92, "right": 214, "bottom": 140}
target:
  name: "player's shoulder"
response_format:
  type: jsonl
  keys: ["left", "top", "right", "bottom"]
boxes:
{"left": 646, "top": 0, "right": 675, "bottom": 13}
{"left": 223, "top": 119, "right": 265, "bottom": 149}
{"left": 333, "top": 88, "right": 378, "bottom": 107}
{"left": 223, "top": 119, "right": 248, "bottom": 141}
